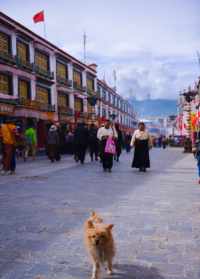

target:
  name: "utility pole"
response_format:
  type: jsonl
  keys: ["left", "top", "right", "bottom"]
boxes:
{"left": 196, "top": 51, "right": 200, "bottom": 68}
{"left": 113, "top": 70, "right": 117, "bottom": 90}
{"left": 83, "top": 31, "right": 87, "bottom": 64}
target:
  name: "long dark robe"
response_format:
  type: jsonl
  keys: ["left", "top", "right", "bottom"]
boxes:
{"left": 101, "top": 138, "right": 113, "bottom": 170}
{"left": 88, "top": 127, "right": 99, "bottom": 160}
{"left": 116, "top": 130, "right": 123, "bottom": 159}
{"left": 132, "top": 139, "right": 150, "bottom": 168}
{"left": 74, "top": 124, "right": 89, "bottom": 163}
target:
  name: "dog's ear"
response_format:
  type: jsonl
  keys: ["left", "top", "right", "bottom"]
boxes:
{"left": 107, "top": 224, "right": 114, "bottom": 231}
{"left": 87, "top": 220, "right": 94, "bottom": 229}
{"left": 91, "top": 211, "right": 96, "bottom": 217}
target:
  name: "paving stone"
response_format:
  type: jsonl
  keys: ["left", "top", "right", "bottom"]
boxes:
{"left": 0, "top": 149, "right": 199, "bottom": 278}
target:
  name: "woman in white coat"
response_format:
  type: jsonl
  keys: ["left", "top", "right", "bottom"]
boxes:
{"left": 97, "top": 120, "right": 118, "bottom": 172}
{"left": 130, "top": 122, "right": 152, "bottom": 172}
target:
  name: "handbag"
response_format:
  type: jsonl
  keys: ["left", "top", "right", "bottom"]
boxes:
{"left": 105, "top": 136, "right": 116, "bottom": 155}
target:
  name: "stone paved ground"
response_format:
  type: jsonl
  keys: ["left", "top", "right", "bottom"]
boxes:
{"left": 0, "top": 148, "right": 200, "bottom": 279}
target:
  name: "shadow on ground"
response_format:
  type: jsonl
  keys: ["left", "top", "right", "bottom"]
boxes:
{"left": 66, "top": 264, "right": 165, "bottom": 279}
{"left": 110, "top": 264, "right": 164, "bottom": 279}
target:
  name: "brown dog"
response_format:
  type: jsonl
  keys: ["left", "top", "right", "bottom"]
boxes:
{"left": 84, "top": 212, "right": 115, "bottom": 279}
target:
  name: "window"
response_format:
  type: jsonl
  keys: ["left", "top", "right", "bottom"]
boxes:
{"left": 73, "top": 69, "right": 82, "bottom": 89}
{"left": 108, "top": 92, "right": 111, "bottom": 103}
{"left": 103, "top": 89, "right": 106, "bottom": 100}
{"left": 36, "top": 86, "right": 50, "bottom": 104}
{"left": 58, "top": 93, "right": 69, "bottom": 107}
{"left": 110, "top": 94, "right": 113, "bottom": 104}
{"left": 57, "top": 62, "right": 68, "bottom": 80}
{"left": 113, "top": 96, "right": 115, "bottom": 106}
{"left": 0, "top": 32, "right": 11, "bottom": 54}
{"left": 19, "top": 79, "right": 30, "bottom": 100}
{"left": 97, "top": 85, "right": 101, "bottom": 94}
{"left": 0, "top": 73, "right": 12, "bottom": 95}
{"left": 87, "top": 77, "right": 94, "bottom": 93}
{"left": 102, "top": 108, "right": 106, "bottom": 117}
{"left": 75, "top": 97, "right": 83, "bottom": 112}
{"left": 35, "top": 51, "right": 49, "bottom": 71}
{"left": 17, "top": 40, "right": 29, "bottom": 63}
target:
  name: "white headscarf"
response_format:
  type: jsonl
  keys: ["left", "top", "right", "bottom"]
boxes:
{"left": 49, "top": 125, "right": 57, "bottom": 132}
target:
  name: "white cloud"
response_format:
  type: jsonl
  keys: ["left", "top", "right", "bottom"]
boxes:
{"left": 1, "top": 0, "right": 199, "bottom": 99}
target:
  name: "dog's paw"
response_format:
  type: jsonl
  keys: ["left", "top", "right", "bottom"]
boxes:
{"left": 107, "top": 270, "right": 113, "bottom": 276}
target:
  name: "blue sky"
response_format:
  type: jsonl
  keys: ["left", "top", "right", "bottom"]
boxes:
{"left": 1, "top": 0, "right": 200, "bottom": 99}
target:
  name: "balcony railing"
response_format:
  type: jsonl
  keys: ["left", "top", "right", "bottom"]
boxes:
{"left": 16, "top": 56, "right": 34, "bottom": 72}
{"left": 18, "top": 98, "right": 55, "bottom": 112}
{"left": 73, "top": 81, "right": 86, "bottom": 92}
{"left": 0, "top": 97, "right": 18, "bottom": 105}
{"left": 34, "top": 65, "right": 54, "bottom": 80}
{"left": 58, "top": 106, "right": 74, "bottom": 116}
{"left": 75, "top": 111, "right": 84, "bottom": 117}
{"left": 56, "top": 76, "right": 72, "bottom": 87}
{"left": 0, "top": 51, "right": 16, "bottom": 65}
{"left": 87, "top": 89, "right": 100, "bottom": 99}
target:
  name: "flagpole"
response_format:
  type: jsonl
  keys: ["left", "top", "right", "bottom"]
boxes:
{"left": 43, "top": 21, "right": 47, "bottom": 38}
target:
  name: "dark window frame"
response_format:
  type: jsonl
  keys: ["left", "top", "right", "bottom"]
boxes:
{"left": 18, "top": 78, "right": 31, "bottom": 100}
{"left": 0, "top": 31, "right": 12, "bottom": 54}
{"left": 0, "top": 71, "right": 13, "bottom": 95}
{"left": 17, "top": 38, "right": 30, "bottom": 62}
{"left": 56, "top": 61, "right": 68, "bottom": 80}
{"left": 58, "top": 92, "right": 69, "bottom": 107}
{"left": 35, "top": 49, "right": 50, "bottom": 71}
{"left": 73, "top": 69, "right": 82, "bottom": 87}
{"left": 36, "top": 84, "right": 51, "bottom": 105}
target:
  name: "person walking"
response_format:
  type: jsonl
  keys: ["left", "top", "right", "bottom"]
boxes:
{"left": 25, "top": 124, "right": 37, "bottom": 160}
{"left": 65, "top": 128, "right": 74, "bottom": 155}
{"left": 125, "top": 133, "right": 132, "bottom": 153}
{"left": 115, "top": 124, "right": 123, "bottom": 162}
{"left": 88, "top": 123, "right": 99, "bottom": 161}
{"left": 97, "top": 120, "right": 118, "bottom": 172}
{"left": 47, "top": 124, "right": 60, "bottom": 162}
{"left": 193, "top": 139, "right": 200, "bottom": 184}
{"left": 130, "top": 122, "right": 152, "bottom": 172}
{"left": 74, "top": 122, "right": 89, "bottom": 164}
{"left": 0, "top": 118, "right": 17, "bottom": 175}
{"left": 162, "top": 136, "right": 167, "bottom": 149}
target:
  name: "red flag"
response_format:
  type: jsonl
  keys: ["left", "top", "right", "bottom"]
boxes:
{"left": 33, "top": 11, "right": 44, "bottom": 23}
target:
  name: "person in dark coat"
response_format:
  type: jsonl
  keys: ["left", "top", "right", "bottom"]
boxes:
{"left": 130, "top": 122, "right": 152, "bottom": 172}
{"left": 74, "top": 122, "right": 89, "bottom": 164}
{"left": 47, "top": 124, "right": 60, "bottom": 162}
{"left": 88, "top": 124, "right": 99, "bottom": 161}
{"left": 65, "top": 128, "right": 74, "bottom": 155}
{"left": 125, "top": 133, "right": 132, "bottom": 153}
{"left": 114, "top": 123, "right": 123, "bottom": 162}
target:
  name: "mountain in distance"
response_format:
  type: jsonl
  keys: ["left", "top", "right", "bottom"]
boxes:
{"left": 129, "top": 98, "right": 177, "bottom": 118}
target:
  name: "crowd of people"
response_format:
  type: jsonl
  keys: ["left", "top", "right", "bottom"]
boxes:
{"left": 0, "top": 117, "right": 155, "bottom": 175}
